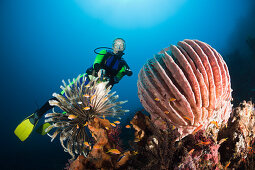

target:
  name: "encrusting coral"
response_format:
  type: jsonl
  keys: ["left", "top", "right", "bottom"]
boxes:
{"left": 122, "top": 103, "right": 255, "bottom": 170}
{"left": 126, "top": 111, "right": 179, "bottom": 169}
{"left": 218, "top": 101, "right": 255, "bottom": 169}
{"left": 122, "top": 111, "right": 221, "bottom": 169}
{"left": 68, "top": 117, "right": 132, "bottom": 169}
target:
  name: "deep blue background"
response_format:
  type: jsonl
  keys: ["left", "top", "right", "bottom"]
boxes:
{"left": 1, "top": 0, "right": 255, "bottom": 169}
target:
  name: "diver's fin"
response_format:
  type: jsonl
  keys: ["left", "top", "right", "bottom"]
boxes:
{"left": 36, "top": 123, "right": 52, "bottom": 135}
{"left": 14, "top": 113, "right": 39, "bottom": 142}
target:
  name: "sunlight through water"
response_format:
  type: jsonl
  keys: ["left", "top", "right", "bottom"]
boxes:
{"left": 75, "top": 0, "right": 187, "bottom": 29}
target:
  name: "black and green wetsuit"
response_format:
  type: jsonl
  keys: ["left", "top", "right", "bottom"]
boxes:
{"left": 87, "top": 49, "right": 132, "bottom": 87}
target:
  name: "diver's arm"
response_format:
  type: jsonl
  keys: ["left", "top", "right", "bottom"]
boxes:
{"left": 125, "top": 67, "right": 132, "bottom": 76}
{"left": 114, "top": 60, "right": 132, "bottom": 83}
{"left": 122, "top": 60, "right": 133, "bottom": 76}
{"left": 114, "top": 67, "right": 125, "bottom": 83}
{"left": 36, "top": 97, "right": 57, "bottom": 117}
{"left": 93, "top": 49, "right": 107, "bottom": 73}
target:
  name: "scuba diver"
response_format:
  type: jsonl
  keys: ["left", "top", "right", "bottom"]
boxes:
{"left": 87, "top": 38, "right": 132, "bottom": 87}
{"left": 14, "top": 38, "right": 133, "bottom": 142}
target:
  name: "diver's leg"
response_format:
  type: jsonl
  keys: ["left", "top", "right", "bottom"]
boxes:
{"left": 36, "top": 97, "right": 57, "bottom": 118}
{"left": 14, "top": 96, "right": 58, "bottom": 141}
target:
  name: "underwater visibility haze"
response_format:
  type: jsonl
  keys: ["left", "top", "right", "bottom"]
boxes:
{"left": 1, "top": 0, "right": 255, "bottom": 169}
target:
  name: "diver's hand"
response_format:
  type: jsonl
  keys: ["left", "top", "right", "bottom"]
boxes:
{"left": 98, "top": 69, "right": 106, "bottom": 78}
{"left": 125, "top": 68, "right": 133, "bottom": 76}
{"left": 114, "top": 77, "right": 120, "bottom": 84}
{"left": 104, "top": 76, "right": 110, "bottom": 82}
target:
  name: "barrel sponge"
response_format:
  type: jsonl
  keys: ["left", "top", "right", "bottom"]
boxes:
{"left": 137, "top": 39, "right": 232, "bottom": 137}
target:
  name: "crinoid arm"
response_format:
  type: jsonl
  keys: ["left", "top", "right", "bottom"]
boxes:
{"left": 45, "top": 73, "right": 129, "bottom": 159}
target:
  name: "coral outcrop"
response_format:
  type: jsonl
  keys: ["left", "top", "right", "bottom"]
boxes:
{"left": 68, "top": 117, "right": 131, "bottom": 169}
{"left": 218, "top": 101, "right": 255, "bottom": 169}
{"left": 123, "top": 111, "right": 221, "bottom": 169}
{"left": 64, "top": 88, "right": 255, "bottom": 169}
{"left": 123, "top": 104, "right": 255, "bottom": 169}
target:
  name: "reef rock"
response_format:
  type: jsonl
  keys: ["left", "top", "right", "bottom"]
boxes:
{"left": 68, "top": 117, "right": 129, "bottom": 169}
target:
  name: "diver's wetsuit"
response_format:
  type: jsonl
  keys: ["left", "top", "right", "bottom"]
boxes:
{"left": 36, "top": 97, "right": 57, "bottom": 117}
{"left": 36, "top": 49, "right": 132, "bottom": 118}
{"left": 87, "top": 49, "right": 132, "bottom": 87}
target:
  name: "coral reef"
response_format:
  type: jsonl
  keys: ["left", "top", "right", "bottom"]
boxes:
{"left": 68, "top": 117, "right": 131, "bottom": 169}
{"left": 68, "top": 155, "right": 86, "bottom": 170}
{"left": 63, "top": 87, "right": 255, "bottom": 169}
{"left": 123, "top": 105, "right": 255, "bottom": 169}
{"left": 107, "top": 124, "right": 122, "bottom": 151}
{"left": 218, "top": 101, "right": 255, "bottom": 169}
{"left": 45, "top": 39, "right": 255, "bottom": 170}
{"left": 45, "top": 73, "right": 129, "bottom": 159}
{"left": 85, "top": 117, "right": 113, "bottom": 169}
{"left": 137, "top": 39, "right": 232, "bottom": 138}
{"left": 123, "top": 111, "right": 220, "bottom": 169}
{"left": 126, "top": 111, "right": 179, "bottom": 169}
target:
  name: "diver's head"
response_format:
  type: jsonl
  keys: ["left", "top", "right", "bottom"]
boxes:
{"left": 112, "top": 38, "right": 126, "bottom": 54}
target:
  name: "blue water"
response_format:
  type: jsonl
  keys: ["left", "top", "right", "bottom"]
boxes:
{"left": 1, "top": 0, "right": 255, "bottom": 169}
